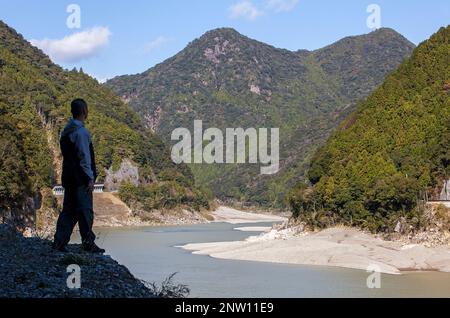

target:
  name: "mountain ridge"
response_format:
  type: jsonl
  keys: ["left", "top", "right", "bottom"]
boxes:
{"left": 114, "top": 27, "right": 410, "bottom": 77}
{"left": 106, "top": 26, "right": 415, "bottom": 207}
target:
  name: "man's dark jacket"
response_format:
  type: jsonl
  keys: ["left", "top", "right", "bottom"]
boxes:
{"left": 60, "top": 119, "right": 97, "bottom": 188}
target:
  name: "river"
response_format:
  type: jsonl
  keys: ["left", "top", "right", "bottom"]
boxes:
{"left": 73, "top": 221, "right": 450, "bottom": 297}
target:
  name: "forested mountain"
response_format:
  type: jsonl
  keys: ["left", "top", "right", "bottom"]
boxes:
{"left": 0, "top": 21, "right": 208, "bottom": 229}
{"left": 288, "top": 26, "right": 450, "bottom": 232}
{"left": 106, "top": 27, "right": 415, "bottom": 207}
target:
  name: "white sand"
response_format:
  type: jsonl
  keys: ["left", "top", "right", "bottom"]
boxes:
{"left": 211, "top": 206, "right": 287, "bottom": 224}
{"left": 183, "top": 208, "right": 450, "bottom": 275}
{"left": 234, "top": 226, "right": 272, "bottom": 232}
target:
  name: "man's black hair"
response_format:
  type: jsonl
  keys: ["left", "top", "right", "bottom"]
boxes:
{"left": 71, "top": 99, "right": 88, "bottom": 118}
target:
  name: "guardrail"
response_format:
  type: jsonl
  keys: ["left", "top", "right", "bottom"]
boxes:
{"left": 52, "top": 184, "right": 105, "bottom": 196}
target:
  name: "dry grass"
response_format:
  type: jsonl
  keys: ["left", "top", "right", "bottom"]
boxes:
{"left": 142, "top": 273, "right": 190, "bottom": 298}
{"left": 435, "top": 204, "right": 450, "bottom": 228}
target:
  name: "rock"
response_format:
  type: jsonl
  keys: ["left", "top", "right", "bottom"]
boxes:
{"left": 22, "top": 227, "right": 33, "bottom": 238}
{"left": 104, "top": 159, "right": 140, "bottom": 192}
{"left": 250, "top": 84, "right": 261, "bottom": 95}
{"left": 440, "top": 179, "right": 450, "bottom": 201}
{"left": 394, "top": 217, "right": 408, "bottom": 234}
{"left": 0, "top": 223, "right": 17, "bottom": 239}
{"left": 0, "top": 225, "right": 155, "bottom": 298}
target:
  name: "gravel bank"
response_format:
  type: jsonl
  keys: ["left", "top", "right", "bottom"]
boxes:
{"left": 0, "top": 224, "right": 154, "bottom": 298}
{"left": 182, "top": 221, "right": 450, "bottom": 275}
{"left": 211, "top": 206, "right": 287, "bottom": 224}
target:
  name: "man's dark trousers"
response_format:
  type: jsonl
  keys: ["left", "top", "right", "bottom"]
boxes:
{"left": 54, "top": 185, "right": 96, "bottom": 247}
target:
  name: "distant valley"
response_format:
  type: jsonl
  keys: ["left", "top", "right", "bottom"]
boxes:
{"left": 106, "top": 27, "right": 415, "bottom": 207}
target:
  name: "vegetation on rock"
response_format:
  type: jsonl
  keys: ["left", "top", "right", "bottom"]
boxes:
{"left": 287, "top": 26, "right": 450, "bottom": 233}
{"left": 0, "top": 21, "right": 208, "bottom": 229}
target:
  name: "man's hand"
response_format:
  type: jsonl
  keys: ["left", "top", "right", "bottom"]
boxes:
{"left": 87, "top": 180, "right": 94, "bottom": 193}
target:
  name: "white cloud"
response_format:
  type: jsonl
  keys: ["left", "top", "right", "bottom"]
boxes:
{"left": 229, "top": 1, "right": 264, "bottom": 21}
{"left": 228, "top": 0, "right": 298, "bottom": 21}
{"left": 266, "top": 0, "right": 299, "bottom": 12}
{"left": 144, "top": 36, "right": 170, "bottom": 54}
{"left": 31, "top": 27, "right": 111, "bottom": 63}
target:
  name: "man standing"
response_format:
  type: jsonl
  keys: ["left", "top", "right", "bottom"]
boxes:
{"left": 53, "top": 99, "right": 105, "bottom": 254}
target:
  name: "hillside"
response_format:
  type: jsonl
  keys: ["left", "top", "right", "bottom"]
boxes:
{"left": 106, "top": 27, "right": 415, "bottom": 207}
{"left": 0, "top": 21, "right": 208, "bottom": 230}
{"left": 288, "top": 26, "right": 450, "bottom": 232}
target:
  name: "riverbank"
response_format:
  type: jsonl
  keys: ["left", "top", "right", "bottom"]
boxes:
{"left": 115, "top": 204, "right": 288, "bottom": 227}
{"left": 182, "top": 211, "right": 450, "bottom": 275}
{"left": 211, "top": 206, "right": 288, "bottom": 224}
{"left": 53, "top": 192, "right": 213, "bottom": 228}
{"left": 0, "top": 224, "right": 155, "bottom": 298}
{"left": 95, "top": 204, "right": 286, "bottom": 228}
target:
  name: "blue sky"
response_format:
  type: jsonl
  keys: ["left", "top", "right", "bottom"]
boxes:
{"left": 1, "top": 0, "right": 449, "bottom": 81}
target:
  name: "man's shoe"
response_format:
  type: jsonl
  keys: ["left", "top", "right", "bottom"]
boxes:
{"left": 82, "top": 242, "right": 105, "bottom": 254}
{"left": 52, "top": 241, "right": 69, "bottom": 253}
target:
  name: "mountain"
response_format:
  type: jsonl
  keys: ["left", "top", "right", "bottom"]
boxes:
{"left": 288, "top": 26, "right": 450, "bottom": 232}
{"left": 0, "top": 21, "right": 208, "bottom": 230}
{"left": 106, "top": 27, "right": 415, "bottom": 207}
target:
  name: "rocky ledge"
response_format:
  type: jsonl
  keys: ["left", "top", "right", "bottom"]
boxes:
{"left": 0, "top": 224, "right": 154, "bottom": 298}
